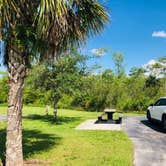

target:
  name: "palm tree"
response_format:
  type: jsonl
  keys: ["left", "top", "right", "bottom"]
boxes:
{"left": 0, "top": 0, "right": 109, "bottom": 165}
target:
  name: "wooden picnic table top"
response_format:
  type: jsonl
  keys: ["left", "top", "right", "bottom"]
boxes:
{"left": 104, "top": 109, "right": 116, "bottom": 113}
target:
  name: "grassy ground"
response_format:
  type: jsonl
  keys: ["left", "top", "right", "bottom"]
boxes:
{"left": 0, "top": 107, "right": 133, "bottom": 166}
{"left": 0, "top": 106, "right": 146, "bottom": 116}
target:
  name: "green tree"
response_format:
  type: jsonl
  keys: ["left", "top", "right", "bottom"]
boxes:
{"left": 112, "top": 52, "right": 125, "bottom": 77}
{"left": 143, "top": 57, "right": 166, "bottom": 79}
{"left": 129, "top": 67, "right": 145, "bottom": 77}
{"left": 37, "top": 51, "right": 88, "bottom": 118}
{"left": 158, "top": 57, "right": 166, "bottom": 95}
{"left": 0, "top": 1, "right": 108, "bottom": 165}
{"left": 145, "top": 75, "right": 162, "bottom": 99}
{"left": 23, "top": 65, "right": 47, "bottom": 106}
{"left": 0, "top": 76, "right": 8, "bottom": 104}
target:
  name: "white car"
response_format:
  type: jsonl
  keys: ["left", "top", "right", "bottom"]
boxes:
{"left": 147, "top": 97, "right": 166, "bottom": 129}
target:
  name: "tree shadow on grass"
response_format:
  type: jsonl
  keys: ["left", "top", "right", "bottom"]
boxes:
{"left": 25, "top": 114, "right": 81, "bottom": 125}
{"left": 0, "top": 129, "right": 6, "bottom": 165}
{"left": 0, "top": 129, "right": 61, "bottom": 165}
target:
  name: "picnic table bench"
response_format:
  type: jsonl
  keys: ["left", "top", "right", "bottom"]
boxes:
{"left": 98, "top": 112, "right": 105, "bottom": 121}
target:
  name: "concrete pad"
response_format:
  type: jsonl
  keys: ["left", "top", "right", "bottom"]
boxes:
{"left": 75, "top": 119, "right": 121, "bottom": 131}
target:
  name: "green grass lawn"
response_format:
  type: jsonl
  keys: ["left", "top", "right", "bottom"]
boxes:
{"left": 0, "top": 106, "right": 145, "bottom": 117}
{"left": 0, "top": 107, "right": 133, "bottom": 166}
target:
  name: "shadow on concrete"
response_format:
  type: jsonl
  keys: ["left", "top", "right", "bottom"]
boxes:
{"left": 0, "top": 129, "right": 61, "bottom": 166}
{"left": 95, "top": 119, "right": 122, "bottom": 124}
{"left": 141, "top": 120, "right": 166, "bottom": 134}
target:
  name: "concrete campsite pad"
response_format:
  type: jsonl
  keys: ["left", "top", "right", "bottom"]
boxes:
{"left": 75, "top": 119, "right": 121, "bottom": 131}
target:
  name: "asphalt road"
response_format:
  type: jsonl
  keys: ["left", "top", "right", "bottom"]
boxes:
{"left": 0, "top": 115, "right": 7, "bottom": 122}
{"left": 122, "top": 116, "right": 166, "bottom": 166}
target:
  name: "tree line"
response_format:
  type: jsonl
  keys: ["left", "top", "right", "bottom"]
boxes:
{"left": 0, "top": 51, "right": 165, "bottom": 112}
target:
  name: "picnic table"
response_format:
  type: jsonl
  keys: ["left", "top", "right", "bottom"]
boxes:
{"left": 104, "top": 109, "right": 116, "bottom": 120}
{"left": 97, "top": 108, "right": 122, "bottom": 124}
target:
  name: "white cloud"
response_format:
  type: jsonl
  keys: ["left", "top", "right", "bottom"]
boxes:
{"left": 152, "top": 31, "right": 166, "bottom": 38}
{"left": 142, "top": 59, "right": 166, "bottom": 78}
{"left": 91, "top": 49, "right": 97, "bottom": 54}
{"left": 142, "top": 59, "right": 156, "bottom": 68}
{"left": 90, "top": 48, "right": 108, "bottom": 56}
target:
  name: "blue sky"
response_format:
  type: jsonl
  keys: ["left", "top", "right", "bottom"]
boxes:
{"left": 0, "top": 0, "right": 166, "bottom": 73}
{"left": 84, "top": 0, "right": 166, "bottom": 73}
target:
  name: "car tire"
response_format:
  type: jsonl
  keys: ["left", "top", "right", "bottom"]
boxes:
{"left": 162, "top": 116, "right": 166, "bottom": 130}
{"left": 147, "top": 110, "right": 152, "bottom": 123}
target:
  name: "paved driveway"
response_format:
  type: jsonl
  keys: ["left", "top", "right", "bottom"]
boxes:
{"left": 0, "top": 115, "right": 7, "bottom": 122}
{"left": 122, "top": 116, "right": 166, "bottom": 166}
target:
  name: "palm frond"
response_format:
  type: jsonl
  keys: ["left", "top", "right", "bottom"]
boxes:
{"left": 38, "top": 0, "right": 109, "bottom": 57}
{"left": 37, "top": 0, "right": 68, "bottom": 36}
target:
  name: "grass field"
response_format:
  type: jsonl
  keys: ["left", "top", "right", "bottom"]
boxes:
{"left": 0, "top": 107, "right": 133, "bottom": 166}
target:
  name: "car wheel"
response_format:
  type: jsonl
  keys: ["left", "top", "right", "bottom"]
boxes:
{"left": 162, "top": 117, "right": 166, "bottom": 130}
{"left": 147, "top": 110, "right": 152, "bottom": 123}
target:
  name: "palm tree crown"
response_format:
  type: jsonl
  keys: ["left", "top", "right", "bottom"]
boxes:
{"left": 0, "top": 0, "right": 109, "bottom": 62}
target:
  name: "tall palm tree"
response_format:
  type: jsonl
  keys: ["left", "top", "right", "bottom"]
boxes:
{"left": 0, "top": 0, "right": 109, "bottom": 165}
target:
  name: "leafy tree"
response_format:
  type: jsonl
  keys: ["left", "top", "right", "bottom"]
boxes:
{"left": 143, "top": 56, "right": 166, "bottom": 78}
{"left": 0, "top": 76, "right": 8, "bottom": 104}
{"left": 102, "top": 69, "right": 114, "bottom": 80}
{"left": 145, "top": 75, "right": 162, "bottom": 99}
{"left": 23, "top": 65, "right": 47, "bottom": 106}
{"left": 158, "top": 57, "right": 166, "bottom": 95}
{"left": 129, "top": 67, "right": 145, "bottom": 77}
{"left": 0, "top": 1, "right": 108, "bottom": 164}
{"left": 112, "top": 52, "right": 125, "bottom": 77}
{"left": 145, "top": 75, "right": 160, "bottom": 88}
{"left": 37, "top": 51, "right": 88, "bottom": 118}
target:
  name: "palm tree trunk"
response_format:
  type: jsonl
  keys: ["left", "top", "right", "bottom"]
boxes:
{"left": 6, "top": 48, "right": 27, "bottom": 166}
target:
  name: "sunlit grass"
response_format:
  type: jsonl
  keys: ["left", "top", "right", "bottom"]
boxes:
{"left": 0, "top": 106, "right": 145, "bottom": 116}
{"left": 0, "top": 107, "right": 133, "bottom": 166}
